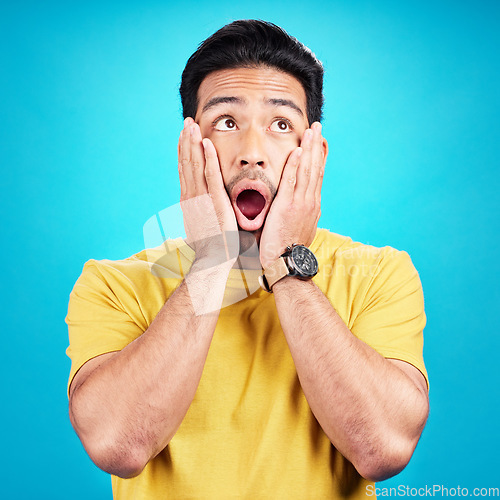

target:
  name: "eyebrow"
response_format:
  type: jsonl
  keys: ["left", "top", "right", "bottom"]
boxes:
{"left": 201, "top": 96, "right": 304, "bottom": 117}
{"left": 202, "top": 96, "right": 245, "bottom": 113}
{"left": 266, "top": 98, "right": 304, "bottom": 117}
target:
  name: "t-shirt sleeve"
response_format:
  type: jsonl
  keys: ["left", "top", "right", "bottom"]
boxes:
{"left": 65, "top": 260, "right": 145, "bottom": 397}
{"left": 350, "top": 248, "right": 428, "bottom": 388}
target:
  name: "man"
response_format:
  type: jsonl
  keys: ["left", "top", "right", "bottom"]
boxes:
{"left": 66, "top": 20, "right": 429, "bottom": 499}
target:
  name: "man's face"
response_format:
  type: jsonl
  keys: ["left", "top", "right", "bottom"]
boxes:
{"left": 195, "top": 66, "right": 310, "bottom": 233}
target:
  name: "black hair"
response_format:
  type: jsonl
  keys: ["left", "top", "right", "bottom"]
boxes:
{"left": 180, "top": 19, "right": 324, "bottom": 124}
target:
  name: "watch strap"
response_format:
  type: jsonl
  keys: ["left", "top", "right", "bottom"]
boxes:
{"left": 260, "top": 256, "right": 289, "bottom": 292}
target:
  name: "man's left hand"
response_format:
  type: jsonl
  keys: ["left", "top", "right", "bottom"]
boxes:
{"left": 259, "top": 122, "right": 327, "bottom": 269}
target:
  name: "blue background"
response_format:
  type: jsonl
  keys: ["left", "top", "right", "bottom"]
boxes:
{"left": 1, "top": 0, "right": 498, "bottom": 498}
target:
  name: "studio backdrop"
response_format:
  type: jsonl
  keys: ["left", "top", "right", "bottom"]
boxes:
{"left": 1, "top": 1, "right": 498, "bottom": 498}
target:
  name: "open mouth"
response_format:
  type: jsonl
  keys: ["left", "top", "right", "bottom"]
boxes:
{"left": 230, "top": 178, "right": 274, "bottom": 232}
{"left": 236, "top": 189, "right": 266, "bottom": 220}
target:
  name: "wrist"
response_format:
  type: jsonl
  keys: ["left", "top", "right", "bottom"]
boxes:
{"left": 272, "top": 275, "right": 315, "bottom": 292}
{"left": 191, "top": 230, "right": 240, "bottom": 266}
{"left": 185, "top": 258, "right": 235, "bottom": 316}
{"left": 259, "top": 244, "right": 318, "bottom": 293}
{"left": 190, "top": 255, "right": 236, "bottom": 276}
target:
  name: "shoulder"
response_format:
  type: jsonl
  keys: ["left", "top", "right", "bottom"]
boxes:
{"left": 72, "top": 238, "right": 193, "bottom": 295}
{"left": 312, "top": 229, "right": 422, "bottom": 307}
{"left": 312, "top": 228, "right": 411, "bottom": 270}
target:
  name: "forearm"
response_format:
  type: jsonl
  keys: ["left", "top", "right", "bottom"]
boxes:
{"left": 69, "top": 259, "right": 233, "bottom": 478}
{"left": 273, "top": 277, "right": 429, "bottom": 481}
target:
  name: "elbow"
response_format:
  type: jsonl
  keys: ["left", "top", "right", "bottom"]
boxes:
{"left": 69, "top": 401, "right": 149, "bottom": 479}
{"left": 358, "top": 394, "right": 429, "bottom": 482}
{"left": 355, "top": 449, "right": 410, "bottom": 482}
{"left": 95, "top": 454, "right": 147, "bottom": 479}
{"left": 354, "top": 433, "right": 422, "bottom": 482}
{"left": 83, "top": 436, "right": 149, "bottom": 479}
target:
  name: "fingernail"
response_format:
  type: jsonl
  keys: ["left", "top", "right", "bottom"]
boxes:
{"left": 297, "top": 147, "right": 303, "bottom": 158}
{"left": 202, "top": 138, "right": 211, "bottom": 155}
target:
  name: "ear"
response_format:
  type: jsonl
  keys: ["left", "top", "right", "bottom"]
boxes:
{"left": 321, "top": 137, "right": 329, "bottom": 164}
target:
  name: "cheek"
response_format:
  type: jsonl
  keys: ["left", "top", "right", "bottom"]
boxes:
{"left": 268, "top": 138, "right": 299, "bottom": 181}
{"left": 206, "top": 135, "right": 236, "bottom": 183}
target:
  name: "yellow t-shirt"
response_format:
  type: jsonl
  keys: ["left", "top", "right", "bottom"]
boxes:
{"left": 66, "top": 228, "right": 428, "bottom": 499}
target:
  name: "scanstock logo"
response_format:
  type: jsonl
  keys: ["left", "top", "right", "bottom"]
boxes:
{"left": 143, "top": 195, "right": 262, "bottom": 315}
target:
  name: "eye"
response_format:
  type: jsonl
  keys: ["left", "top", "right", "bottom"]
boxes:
{"left": 213, "top": 117, "right": 237, "bottom": 131}
{"left": 269, "top": 119, "right": 292, "bottom": 133}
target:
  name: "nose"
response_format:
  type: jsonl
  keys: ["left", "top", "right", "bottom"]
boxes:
{"left": 237, "top": 126, "right": 267, "bottom": 168}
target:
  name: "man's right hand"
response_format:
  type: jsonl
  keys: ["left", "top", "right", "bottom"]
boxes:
{"left": 178, "top": 117, "right": 239, "bottom": 265}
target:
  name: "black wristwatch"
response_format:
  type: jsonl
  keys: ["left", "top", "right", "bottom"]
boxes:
{"left": 259, "top": 244, "right": 319, "bottom": 292}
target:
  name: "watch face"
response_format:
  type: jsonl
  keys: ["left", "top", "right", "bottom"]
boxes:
{"left": 291, "top": 245, "right": 318, "bottom": 277}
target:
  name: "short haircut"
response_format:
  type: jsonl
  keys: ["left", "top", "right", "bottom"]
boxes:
{"left": 180, "top": 19, "right": 324, "bottom": 125}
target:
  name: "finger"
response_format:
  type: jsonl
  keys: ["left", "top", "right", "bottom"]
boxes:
{"left": 203, "top": 138, "right": 226, "bottom": 201}
{"left": 294, "top": 128, "right": 313, "bottom": 200}
{"left": 178, "top": 126, "right": 187, "bottom": 200}
{"left": 179, "top": 117, "right": 194, "bottom": 199}
{"left": 276, "top": 147, "right": 302, "bottom": 201}
{"left": 190, "top": 122, "right": 208, "bottom": 195}
{"left": 314, "top": 131, "right": 328, "bottom": 204}
{"left": 307, "top": 122, "right": 325, "bottom": 201}
{"left": 314, "top": 159, "right": 324, "bottom": 206}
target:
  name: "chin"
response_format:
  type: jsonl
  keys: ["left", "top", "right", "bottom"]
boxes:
{"left": 237, "top": 226, "right": 263, "bottom": 243}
